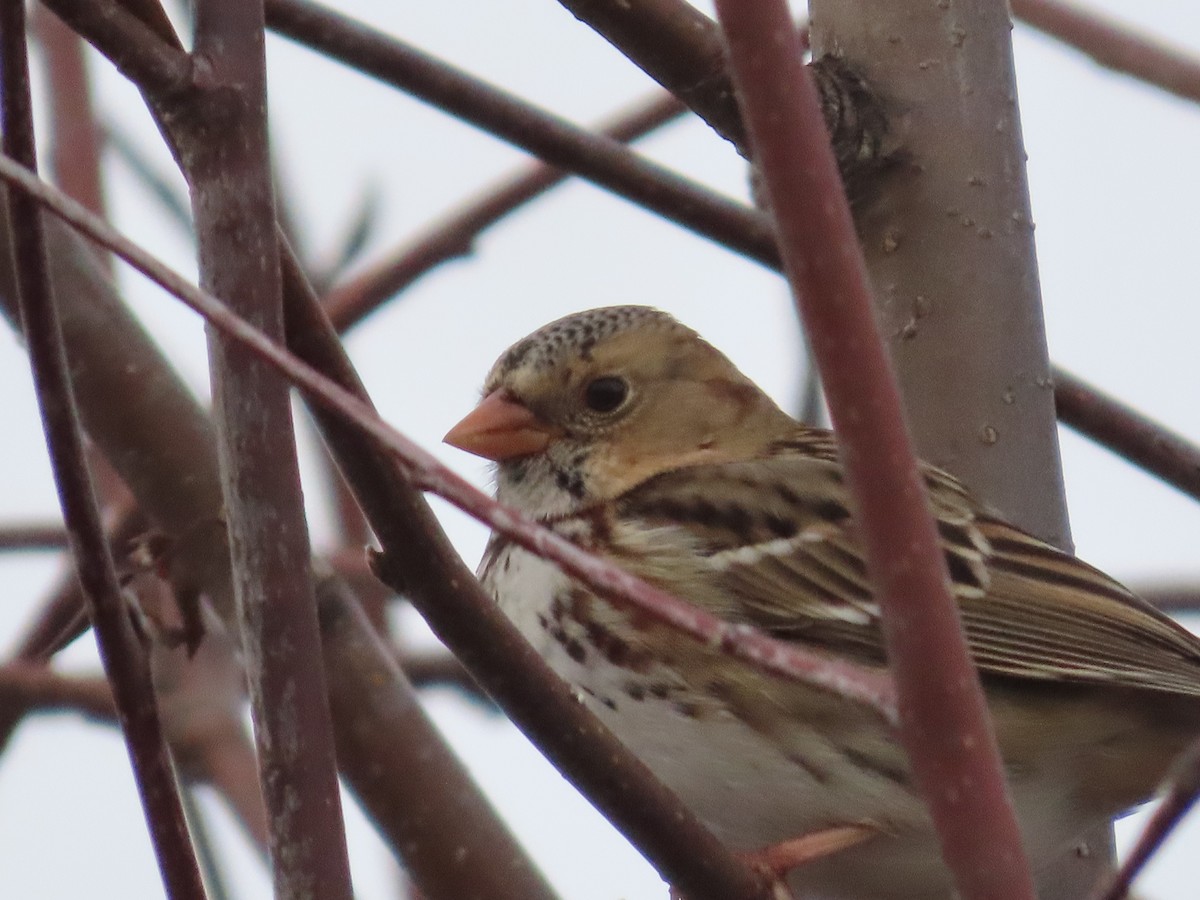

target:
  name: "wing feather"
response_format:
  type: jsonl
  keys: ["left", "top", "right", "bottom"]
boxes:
{"left": 610, "top": 449, "right": 1200, "bottom": 697}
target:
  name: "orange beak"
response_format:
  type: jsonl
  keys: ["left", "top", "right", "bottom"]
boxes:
{"left": 444, "top": 390, "right": 558, "bottom": 461}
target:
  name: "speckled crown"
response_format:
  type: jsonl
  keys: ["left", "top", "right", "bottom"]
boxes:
{"left": 484, "top": 305, "right": 690, "bottom": 389}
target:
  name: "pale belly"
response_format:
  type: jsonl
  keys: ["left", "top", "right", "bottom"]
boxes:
{"left": 486, "top": 544, "right": 1098, "bottom": 899}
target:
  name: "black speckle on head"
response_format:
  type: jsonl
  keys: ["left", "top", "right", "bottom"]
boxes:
{"left": 624, "top": 681, "right": 646, "bottom": 701}
{"left": 601, "top": 697, "right": 618, "bottom": 711}
{"left": 483, "top": 306, "right": 688, "bottom": 391}
{"left": 499, "top": 337, "right": 536, "bottom": 375}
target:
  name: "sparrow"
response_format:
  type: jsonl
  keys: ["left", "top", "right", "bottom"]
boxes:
{"left": 444, "top": 305, "right": 1200, "bottom": 900}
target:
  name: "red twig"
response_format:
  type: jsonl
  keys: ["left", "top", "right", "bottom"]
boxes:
{"left": 0, "top": 5, "right": 204, "bottom": 896}
{"left": 713, "top": 2, "right": 1034, "bottom": 899}
{"left": 0, "top": 153, "right": 897, "bottom": 722}
{"left": 1013, "top": 0, "right": 1200, "bottom": 105}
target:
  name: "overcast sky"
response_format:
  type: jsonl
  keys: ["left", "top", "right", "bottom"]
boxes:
{"left": 1, "top": 1, "right": 1198, "bottom": 897}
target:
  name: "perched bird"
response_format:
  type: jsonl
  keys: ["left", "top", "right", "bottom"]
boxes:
{"left": 445, "top": 305, "right": 1200, "bottom": 899}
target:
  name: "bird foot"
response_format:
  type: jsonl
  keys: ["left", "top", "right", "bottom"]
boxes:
{"left": 668, "top": 824, "right": 879, "bottom": 900}
{"left": 745, "top": 822, "right": 879, "bottom": 879}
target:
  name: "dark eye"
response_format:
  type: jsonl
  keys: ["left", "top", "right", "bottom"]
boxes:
{"left": 583, "top": 376, "right": 629, "bottom": 413}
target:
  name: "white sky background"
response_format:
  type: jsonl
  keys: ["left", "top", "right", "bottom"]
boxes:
{"left": 1, "top": 0, "right": 1198, "bottom": 897}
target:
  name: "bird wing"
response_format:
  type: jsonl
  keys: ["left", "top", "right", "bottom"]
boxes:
{"left": 610, "top": 448, "right": 1200, "bottom": 697}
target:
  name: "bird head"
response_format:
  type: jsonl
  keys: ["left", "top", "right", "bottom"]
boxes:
{"left": 445, "top": 306, "right": 796, "bottom": 518}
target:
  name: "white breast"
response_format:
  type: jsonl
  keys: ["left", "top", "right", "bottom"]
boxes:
{"left": 483, "top": 544, "right": 923, "bottom": 844}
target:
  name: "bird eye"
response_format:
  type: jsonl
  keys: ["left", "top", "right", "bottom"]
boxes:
{"left": 583, "top": 376, "right": 629, "bottom": 413}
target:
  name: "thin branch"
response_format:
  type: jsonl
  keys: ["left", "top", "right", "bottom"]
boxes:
{"left": 38, "top": 0, "right": 191, "bottom": 98}
{"left": 0, "top": 663, "right": 116, "bottom": 722}
{"left": 324, "top": 533, "right": 392, "bottom": 634}
{"left": 324, "top": 90, "right": 688, "bottom": 331}
{"left": 714, "top": 3, "right": 1035, "bottom": 899}
{"left": 1013, "top": 0, "right": 1200, "bottom": 106}
{"left": 33, "top": 8, "right": 132, "bottom": 517}
{"left": 32, "top": 7, "right": 109, "bottom": 219}
{"left": 553, "top": 0, "right": 744, "bottom": 148}
{"left": 0, "top": 523, "right": 70, "bottom": 551}
{"left": 188, "top": 0, "right": 353, "bottom": 893}
{"left": 1054, "top": 366, "right": 1200, "bottom": 504}
{"left": 400, "top": 650, "right": 490, "bottom": 702}
{"left": 1092, "top": 738, "right": 1200, "bottom": 900}
{"left": 262, "top": 0, "right": 777, "bottom": 269}
{"left": 1135, "top": 583, "right": 1200, "bottom": 615}
{"left": 0, "top": 6, "right": 204, "bottom": 896}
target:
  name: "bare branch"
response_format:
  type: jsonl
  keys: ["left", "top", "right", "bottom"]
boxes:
{"left": 1013, "top": 0, "right": 1200, "bottom": 106}
{"left": 1055, "top": 366, "right": 1200, "bottom": 504}
{"left": 0, "top": 663, "right": 116, "bottom": 722}
{"left": 187, "top": 0, "right": 354, "bottom": 892}
{"left": 553, "top": 0, "right": 744, "bottom": 148}
{"left": 0, "top": 5, "right": 204, "bottom": 895}
{"left": 0, "top": 523, "right": 70, "bottom": 552}
{"left": 1135, "top": 583, "right": 1200, "bottom": 615}
{"left": 40, "top": 0, "right": 190, "bottom": 97}
{"left": 32, "top": 7, "right": 108, "bottom": 219}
